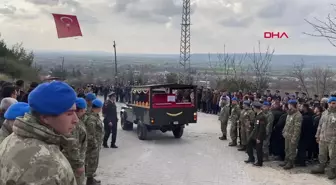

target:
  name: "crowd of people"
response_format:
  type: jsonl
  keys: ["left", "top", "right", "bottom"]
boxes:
{"left": 216, "top": 89, "right": 336, "bottom": 180}
{"left": 0, "top": 79, "right": 335, "bottom": 183}
{"left": 0, "top": 80, "right": 118, "bottom": 185}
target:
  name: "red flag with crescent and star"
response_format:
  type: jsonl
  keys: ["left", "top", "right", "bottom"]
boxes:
{"left": 52, "top": 13, "right": 82, "bottom": 39}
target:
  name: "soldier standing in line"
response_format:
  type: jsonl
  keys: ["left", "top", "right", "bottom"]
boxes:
{"left": 238, "top": 101, "right": 255, "bottom": 151}
{"left": 311, "top": 97, "right": 336, "bottom": 179}
{"left": 85, "top": 92, "right": 97, "bottom": 112}
{"left": 85, "top": 99, "right": 104, "bottom": 185}
{"left": 218, "top": 97, "right": 230, "bottom": 140}
{"left": 63, "top": 97, "right": 88, "bottom": 185}
{"left": 280, "top": 99, "right": 302, "bottom": 170}
{"left": 0, "top": 81, "right": 78, "bottom": 184}
{"left": 245, "top": 102, "right": 267, "bottom": 166}
{"left": 103, "top": 92, "right": 119, "bottom": 148}
{"left": 229, "top": 97, "right": 241, "bottom": 146}
{"left": 262, "top": 101, "right": 274, "bottom": 161}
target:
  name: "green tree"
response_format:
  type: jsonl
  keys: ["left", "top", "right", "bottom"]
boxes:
{"left": 165, "top": 72, "right": 178, "bottom": 83}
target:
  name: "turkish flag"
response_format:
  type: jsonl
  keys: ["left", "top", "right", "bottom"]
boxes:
{"left": 52, "top": 13, "right": 83, "bottom": 39}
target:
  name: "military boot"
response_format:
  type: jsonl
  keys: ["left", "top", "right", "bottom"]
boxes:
{"left": 311, "top": 164, "right": 326, "bottom": 174}
{"left": 237, "top": 145, "right": 246, "bottom": 151}
{"left": 327, "top": 168, "right": 336, "bottom": 180}
{"left": 86, "top": 177, "right": 99, "bottom": 185}
{"left": 229, "top": 141, "right": 237, "bottom": 146}
{"left": 219, "top": 135, "right": 227, "bottom": 140}
{"left": 283, "top": 161, "right": 294, "bottom": 170}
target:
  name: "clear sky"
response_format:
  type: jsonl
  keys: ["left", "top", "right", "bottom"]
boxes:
{"left": 0, "top": 0, "right": 335, "bottom": 55}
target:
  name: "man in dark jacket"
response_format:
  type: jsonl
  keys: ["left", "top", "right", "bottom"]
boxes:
{"left": 271, "top": 104, "right": 288, "bottom": 161}
{"left": 296, "top": 103, "right": 314, "bottom": 166}
{"left": 102, "top": 92, "right": 118, "bottom": 148}
{"left": 245, "top": 102, "right": 267, "bottom": 166}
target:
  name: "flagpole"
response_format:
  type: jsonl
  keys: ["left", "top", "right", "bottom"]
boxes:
{"left": 113, "top": 41, "right": 118, "bottom": 85}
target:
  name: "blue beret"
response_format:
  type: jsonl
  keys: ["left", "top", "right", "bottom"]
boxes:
{"left": 92, "top": 99, "right": 103, "bottom": 108}
{"left": 288, "top": 99, "right": 297, "bottom": 104}
{"left": 232, "top": 97, "right": 238, "bottom": 101}
{"left": 328, "top": 97, "right": 336, "bottom": 103}
{"left": 263, "top": 101, "right": 271, "bottom": 106}
{"left": 85, "top": 93, "right": 96, "bottom": 101}
{"left": 4, "top": 102, "right": 30, "bottom": 120}
{"left": 75, "top": 98, "right": 87, "bottom": 109}
{"left": 243, "top": 101, "right": 250, "bottom": 106}
{"left": 28, "top": 81, "right": 77, "bottom": 115}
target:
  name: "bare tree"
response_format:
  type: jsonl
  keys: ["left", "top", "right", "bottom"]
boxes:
{"left": 309, "top": 66, "right": 335, "bottom": 96}
{"left": 288, "top": 59, "right": 310, "bottom": 96}
{"left": 208, "top": 45, "right": 231, "bottom": 81}
{"left": 248, "top": 41, "right": 274, "bottom": 91}
{"left": 304, "top": 4, "right": 336, "bottom": 47}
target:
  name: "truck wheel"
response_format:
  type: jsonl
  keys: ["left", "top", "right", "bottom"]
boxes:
{"left": 137, "top": 122, "right": 147, "bottom": 140}
{"left": 121, "top": 112, "right": 133, "bottom": 130}
{"left": 172, "top": 126, "right": 184, "bottom": 138}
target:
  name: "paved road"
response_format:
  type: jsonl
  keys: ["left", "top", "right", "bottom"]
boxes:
{"left": 96, "top": 101, "right": 334, "bottom": 185}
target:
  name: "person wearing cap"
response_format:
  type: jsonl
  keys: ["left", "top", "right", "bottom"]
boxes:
{"left": 229, "top": 97, "right": 241, "bottom": 146}
{"left": 0, "top": 97, "right": 18, "bottom": 127}
{"left": 85, "top": 99, "right": 104, "bottom": 185}
{"left": 262, "top": 101, "right": 274, "bottom": 161}
{"left": 85, "top": 92, "right": 97, "bottom": 112}
{"left": 218, "top": 96, "right": 230, "bottom": 140}
{"left": 311, "top": 97, "right": 336, "bottom": 179}
{"left": 102, "top": 91, "right": 118, "bottom": 148}
{"left": 62, "top": 97, "right": 88, "bottom": 185}
{"left": 245, "top": 102, "right": 267, "bottom": 166}
{"left": 281, "top": 99, "right": 302, "bottom": 170}
{"left": 0, "top": 81, "right": 78, "bottom": 184}
{"left": 0, "top": 102, "right": 30, "bottom": 143}
{"left": 238, "top": 100, "right": 255, "bottom": 151}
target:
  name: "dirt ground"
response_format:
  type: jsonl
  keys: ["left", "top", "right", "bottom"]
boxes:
{"left": 96, "top": 101, "right": 334, "bottom": 185}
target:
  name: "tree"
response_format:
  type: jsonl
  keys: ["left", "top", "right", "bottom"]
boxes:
{"left": 309, "top": 66, "right": 334, "bottom": 96}
{"left": 166, "top": 72, "right": 178, "bottom": 83}
{"left": 304, "top": 4, "right": 336, "bottom": 47}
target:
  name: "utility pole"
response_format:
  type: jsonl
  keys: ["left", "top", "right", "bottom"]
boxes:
{"left": 61, "top": 56, "right": 65, "bottom": 80}
{"left": 178, "top": 0, "right": 191, "bottom": 84}
{"left": 113, "top": 41, "right": 118, "bottom": 85}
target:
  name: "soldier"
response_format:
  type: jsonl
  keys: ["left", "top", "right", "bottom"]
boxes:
{"left": 218, "top": 97, "right": 230, "bottom": 140}
{"left": 262, "top": 101, "right": 274, "bottom": 161}
{"left": 311, "top": 97, "right": 336, "bottom": 179}
{"left": 245, "top": 102, "right": 267, "bottom": 166}
{"left": 280, "top": 99, "right": 302, "bottom": 170}
{"left": 229, "top": 97, "right": 241, "bottom": 146}
{"left": 0, "top": 102, "right": 29, "bottom": 143}
{"left": 85, "top": 99, "right": 104, "bottom": 185}
{"left": 238, "top": 100, "right": 255, "bottom": 151}
{"left": 0, "top": 97, "right": 17, "bottom": 127}
{"left": 85, "top": 92, "right": 97, "bottom": 112}
{"left": 0, "top": 81, "right": 78, "bottom": 184}
{"left": 102, "top": 92, "right": 119, "bottom": 148}
{"left": 63, "top": 97, "right": 88, "bottom": 185}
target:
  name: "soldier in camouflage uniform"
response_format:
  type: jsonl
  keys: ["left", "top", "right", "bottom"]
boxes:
{"left": 262, "top": 101, "right": 274, "bottom": 161}
{"left": 85, "top": 99, "right": 104, "bottom": 185}
{"left": 229, "top": 97, "right": 241, "bottom": 146}
{"left": 238, "top": 101, "right": 255, "bottom": 151}
{"left": 85, "top": 92, "right": 97, "bottom": 112}
{"left": 219, "top": 97, "right": 230, "bottom": 140}
{"left": 0, "top": 102, "right": 29, "bottom": 144}
{"left": 63, "top": 98, "right": 88, "bottom": 185}
{"left": 0, "top": 81, "right": 78, "bottom": 184}
{"left": 280, "top": 99, "right": 302, "bottom": 170}
{"left": 311, "top": 97, "right": 336, "bottom": 179}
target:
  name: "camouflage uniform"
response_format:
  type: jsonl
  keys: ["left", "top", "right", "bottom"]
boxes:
{"left": 311, "top": 108, "right": 336, "bottom": 179}
{"left": 63, "top": 117, "right": 88, "bottom": 185}
{"left": 240, "top": 107, "right": 255, "bottom": 147}
{"left": 84, "top": 111, "right": 104, "bottom": 178}
{"left": 229, "top": 104, "right": 241, "bottom": 145}
{"left": 218, "top": 102, "right": 230, "bottom": 139}
{"left": 262, "top": 110, "right": 274, "bottom": 159}
{"left": 0, "top": 114, "right": 77, "bottom": 185}
{"left": 0, "top": 119, "right": 14, "bottom": 144}
{"left": 282, "top": 110, "right": 302, "bottom": 169}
